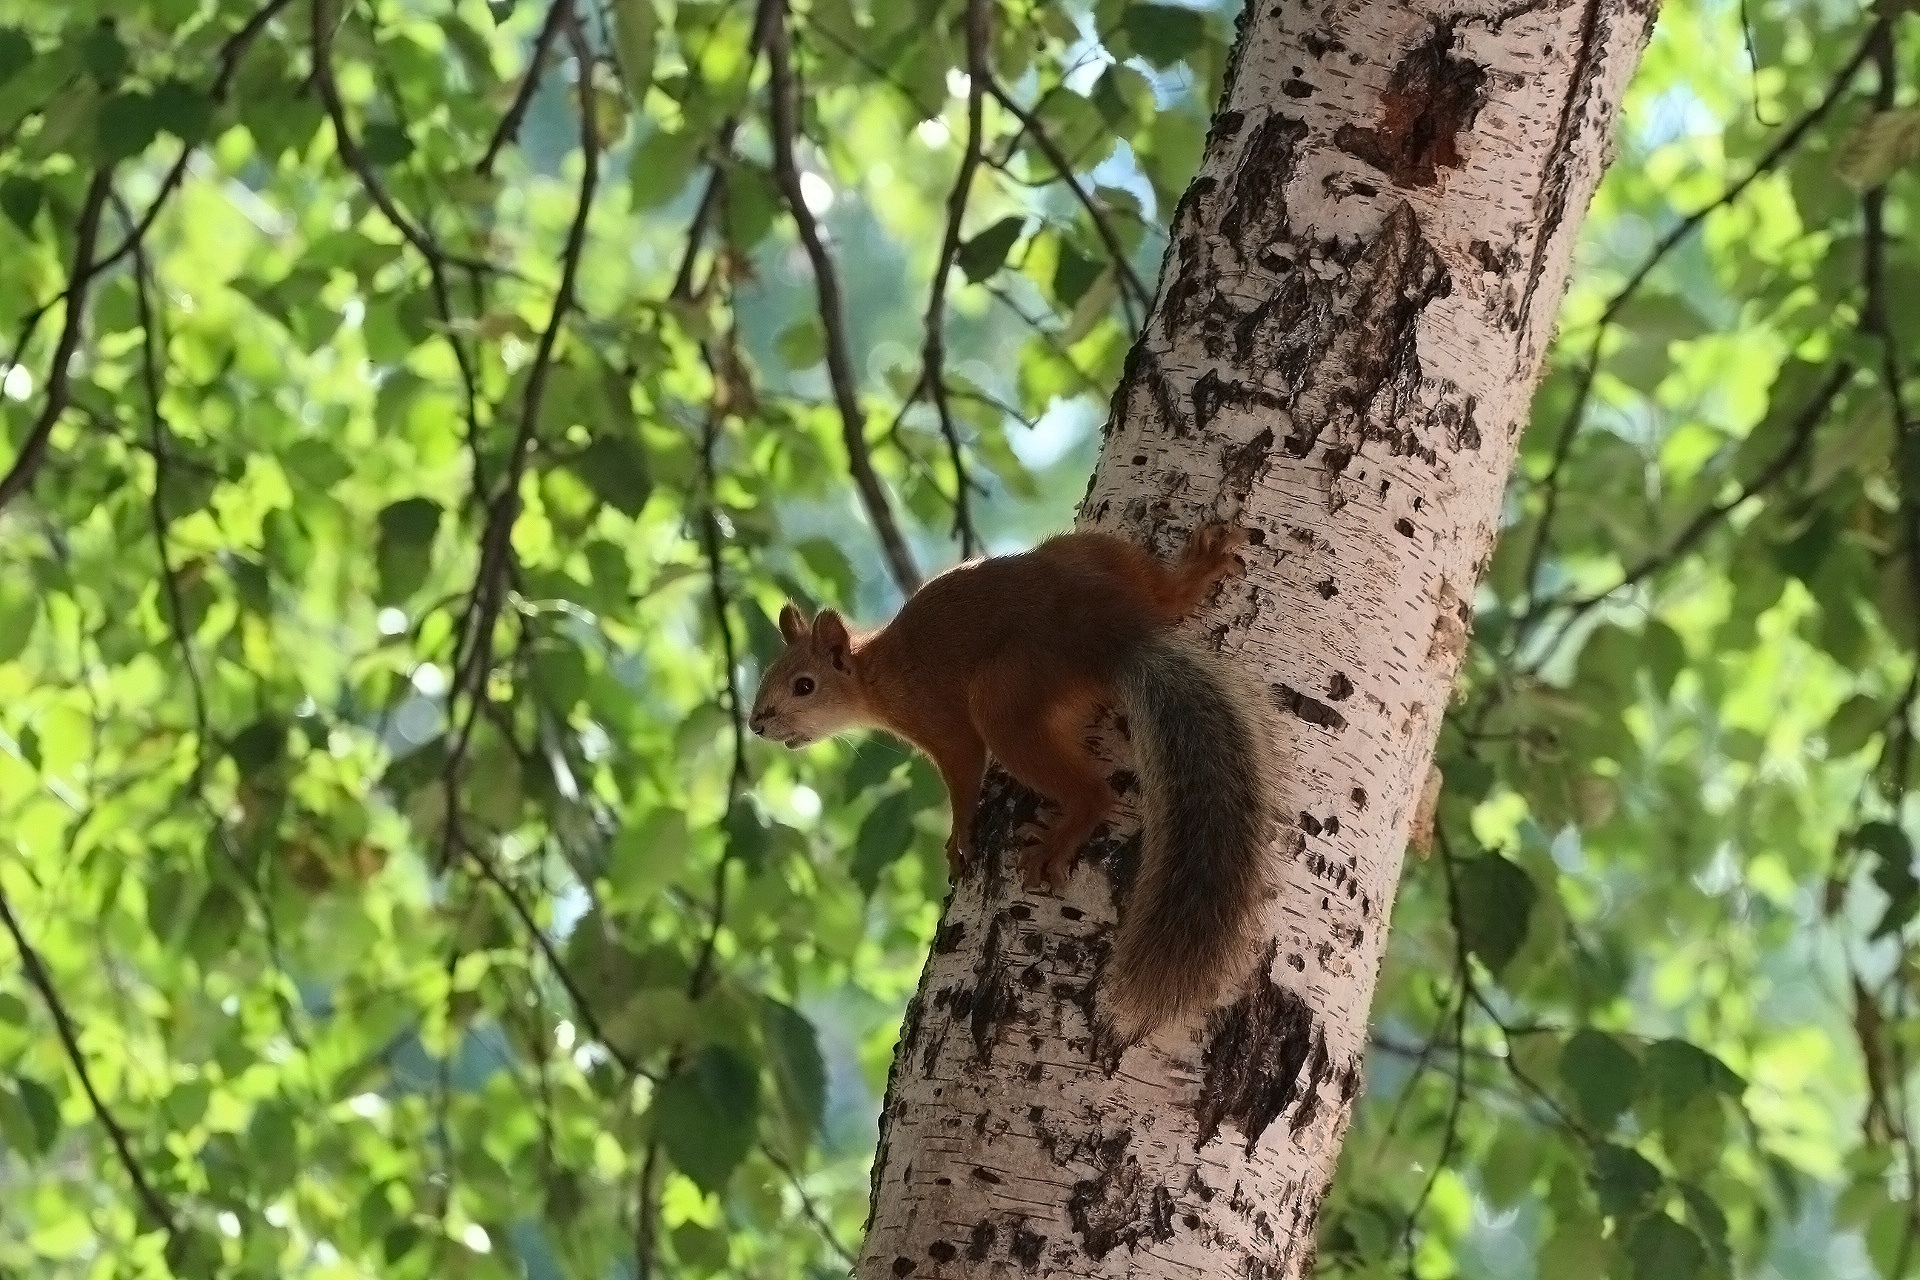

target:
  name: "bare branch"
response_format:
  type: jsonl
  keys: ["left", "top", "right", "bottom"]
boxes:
{"left": 1515, "top": 18, "right": 1885, "bottom": 603}
{"left": 983, "top": 79, "right": 1151, "bottom": 325}
{"left": 765, "top": 1, "right": 922, "bottom": 594}
{"left": 440, "top": 0, "right": 601, "bottom": 874}
{"left": 1525, "top": 361, "right": 1854, "bottom": 661}
{"left": 481, "top": 0, "right": 574, "bottom": 176}
{"left": 0, "top": 169, "right": 115, "bottom": 515}
{"left": 0, "top": 884, "right": 178, "bottom": 1241}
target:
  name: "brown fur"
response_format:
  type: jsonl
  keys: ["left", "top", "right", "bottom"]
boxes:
{"left": 749, "top": 526, "right": 1277, "bottom": 1040}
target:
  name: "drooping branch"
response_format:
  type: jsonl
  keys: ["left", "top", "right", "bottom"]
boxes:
{"left": 1522, "top": 361, "right": 1855, "bottom": 664}
{"left": 764, "top": 0, "right": 922, "bottom": 595}
{"left": 440, "top": 0, "right": 600, "bottom": 874}
{"left": 913, "top": 0, "right": 991, "bottom": 557}
{"left": 1516, "top": 19, "right": 1886, "bottom": 602}
{"left": 0, "top": 169, "right": 115, "bottom": 515}
{"left": 0, "top": 883, "right": 178, "bottom": 1242}
{"left": 983, "top": 79, "right": 1151, "bottom": 325}
{"left": 480, "top": 0, "right": 574, "bottom": 175}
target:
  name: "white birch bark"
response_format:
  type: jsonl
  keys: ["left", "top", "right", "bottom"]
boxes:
{"left": 858, "top": 0, "right": 1657, "bottom": 1274}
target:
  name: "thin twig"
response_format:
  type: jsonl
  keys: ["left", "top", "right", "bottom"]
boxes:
{"left": 765, "top": 1, "right": 922, "bottom": 595}
{"left": 763, "top": 1144, "right": 858, "bottom": 1265}
{"left": 1515, "top": 19, "right": 1885, "bottom": 603}
{"left": 0, "top": 169, "right": 115, "bottom": 515}
{"left": 1522, "top": 361, "right": 1854, "bottom": 665}
{"left": 983, "top": 79, "right": 1150, "bottom": 327}
{"left": 440, "top": 1, "right": 599, "bottom": 870}
{"left": 480, "top": 0, "right": 574, "bottom": 175}
{"left": 913, "top": 0, "right": 991, "bottom": 557}
{"left": 0, "top": 883, "right": 178, "bottom": 1240}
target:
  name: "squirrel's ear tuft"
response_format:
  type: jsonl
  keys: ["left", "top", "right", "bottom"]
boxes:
{"left": 777, "top": 603, "right": 808, "bottom": 645}
{"left": 813, "top": 610, "right": 852, "bottom": 670}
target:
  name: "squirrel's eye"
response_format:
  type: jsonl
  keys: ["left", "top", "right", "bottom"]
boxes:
{"left": 793, "top": 676, "right": 816, "bottom": 696}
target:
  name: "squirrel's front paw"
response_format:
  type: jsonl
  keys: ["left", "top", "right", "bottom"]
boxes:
{"left": 944, "top": 833, "right": 970, "bottom": 879}
{"left": 1190, "top": 522, "right": 1252, "bottom": 574}
{"left": 1017, "top": 843, "right": 1073, "bottom": 894}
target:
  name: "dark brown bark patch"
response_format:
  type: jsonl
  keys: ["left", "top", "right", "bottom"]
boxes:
{"left": 1333, "top": 21, "right": 1488, "bottom": 188}
{"left": 1220, "top": 113, "right": 1309, "bottom": 260}
{"left": 1066, "top": 1128, "right": 1177, "bottom": 1260}
{"left": 1272, "top": 683, "right": 1348, "bottom": 732}
{"left": 1195, "top": 949, "right": 1337, "bottom": 1151}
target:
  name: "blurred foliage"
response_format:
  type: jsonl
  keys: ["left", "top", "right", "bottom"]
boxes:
{"left": 0, "top": 0, "right": 1916, "bottom": 1277}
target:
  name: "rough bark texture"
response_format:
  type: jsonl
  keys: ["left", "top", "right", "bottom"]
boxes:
{"left": 858, "top": 0, "right": 1656, "bottom": 1275}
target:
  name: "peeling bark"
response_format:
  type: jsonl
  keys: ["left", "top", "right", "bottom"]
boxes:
{"left": 858, "top": 0, "right": 1655, "bottom": 1274}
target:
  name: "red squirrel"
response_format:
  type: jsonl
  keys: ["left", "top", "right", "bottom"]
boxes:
{"left": 748, "top": 524, "right": 1279, "bottom": 1041}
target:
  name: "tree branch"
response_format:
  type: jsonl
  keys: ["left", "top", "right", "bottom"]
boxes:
{"left": 0, "top": 882, "right": 178, "bottom": 1240}
{"left": 480, "top": 0, "right": 574, "bottom": 175}
{"left": 0, "top": 169, "right": 115, "bottom": 515}
{"left": 983, "top": 78, "right": 1151, "bottom": 325}
{"left": 438, "top": 4, "right": 598, "bottom": 886}
{"left": 1515, "top": 18, "right": 1885, "bottom": 604}
{"left": 765, "top": 1, "right": 922, "bottom": 595}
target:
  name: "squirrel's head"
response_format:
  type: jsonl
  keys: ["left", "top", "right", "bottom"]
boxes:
{"left": 748, "top": 604, "right": 865, "bottom": 749}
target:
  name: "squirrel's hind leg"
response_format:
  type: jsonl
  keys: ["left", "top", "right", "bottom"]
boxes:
{"left": 973, "top": 677, "right": 1111, "bottom": 893}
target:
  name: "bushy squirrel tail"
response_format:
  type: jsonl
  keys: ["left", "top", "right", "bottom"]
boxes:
{"left": 1107, "top": 631, "right": 1277, "bottom": 1043}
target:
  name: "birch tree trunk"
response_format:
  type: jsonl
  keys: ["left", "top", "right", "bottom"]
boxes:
{"left": 858, "top": 0, "right": 1657, "bottom": 1274}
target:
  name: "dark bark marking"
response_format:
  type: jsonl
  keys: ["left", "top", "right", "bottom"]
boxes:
{"left": 1332, "top": 21, "right": 1488, "bottom": 188}
{"left": 1065, "top": 1128, "right": 1176, "bottom": 1260}
{"left": 1222, "top": 427, "right": 1276, "bottom": 497}
{"left": 893, "top": 1258, "right": 917, "bottom": 1276}
{"left": 967, "top": 914, "right": 1017, "bottom": 1063}
{"left": 966, "top": 1220, "right": 996, "bottom": 1261}
{"left": 933, "top": 920, "right": 966, "bottom": 954}
{"left": 929, "top": 1240, "right": 958, "bottom": 1263}
{"left": 1299, "top": 812, "right": 1323, "bottom": 837}
{"left": 1327, "top": 671, "right": 1354, "bottom": 700}
{"left": 1280, "top": 77, "right": 1313, "bottom": 97}
{"left": 1195, "top": 947, "right": 1338, "bottom": 1151}
{"left": 1351, "top": 786, "right": 1367, "bottom": 808}
{"left": 1011, "top": 1225, "right": 1046, "bottom": 1268}
{"left": 1272, "top": 683, "right": 1348, "bottom": 732}
{"left": 1220, "top": 114, "right": 1309, "bottom": 261}
{"left": 1394, "top": 517, "right": 1416, "bottom": 537}
{"left": 1315, "top": 577, "right": 1338, "bottom": 599}
{"left": 1300, "top": 30, "right": 1344, "bottom": 56}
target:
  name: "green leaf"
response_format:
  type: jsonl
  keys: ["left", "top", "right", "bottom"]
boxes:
{"left": 573, "top": 433, "right": 653, "bottom": 516}
{"left": 608, "top": 808, "right": 689, "bottom": 910}
{"left": 958, "top": 216, "right": 1025, "bottom": 284}
{"left": 775, "top": 318, "right": 826, "bottom": 369}
{"left": 376, "top": 497, "right": 442, "bottom": 605}
{"left": 1858, "top": 821, "right": 1919, "bottom": 938}
{"left": 1626, "top": 1213, "right": 1705, "bottom": 1280}
{"left": 759, "top": 998, "right": 826, "bottom": 1155}
{"left": 0, "top": 174, "right": 41, "bottom": 232}
{"left": 1835, "top": 108, "right": 1920, "bottom": 190}
{"left": 0, "top": 577, "right": 38, "bottom": 661}
{"left": 80, "top": 25, "right": 128, "bottom": 84}
{"left": 188, "top": 884, "right": 247, "bottom": 964}
{"left": 1828, "top": 693, "right": 1887, "bottom": 757}
{"left": 0, "top": 30, "right": 31, "bottom": 86}
{"left": 654, "top": 1045, "right": 761, "bottom": 1193}
{"left": 97, "top": 90, "right": 159, "bottom": 162}
{"left": 726, "top": 798, "right": 770, "bottom": 874}
{"left": 151, "top": 79, "right": 213, "bottom": 144}
{"left": 1591, "top": 1142, "right": 1661, "bottom": 1217}
{"left": 1453, "top": 851, "right": 1536, "bottom": 977}
{"left": 363, "top": 122, "right": 415, "bottom": 166}
{"left": 612, "top": 0, "right": 659, "bottom": 102}
{"left": 1642, "top": 1039, "right": 1744, "bottom": 1110}
{"left": 1053, "top": 241, "right": 1102, "bottom": 307}
{"left": 15, "top": 1076, "right": 58, "bottom": 1154}
{"left": 1122, "top": 4, "right": 1208, "bottom": 69}
{"left": 852, "top": 788, "right": 917, "bottom": 894}
{"left": 1559, "top": 1029, "right": 1640, "bottom": 1130}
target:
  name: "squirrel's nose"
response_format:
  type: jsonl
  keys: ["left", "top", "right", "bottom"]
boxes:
{"left": 747, "top": 708, "right": 769, "bottom": 736}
